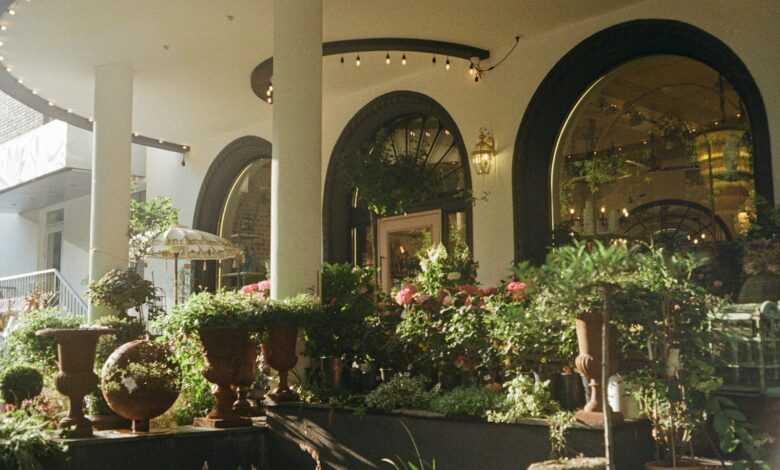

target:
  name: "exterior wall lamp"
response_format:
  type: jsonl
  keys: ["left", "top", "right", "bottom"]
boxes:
{"left": 471, "top": 128, "right": 496, "bottom": 175}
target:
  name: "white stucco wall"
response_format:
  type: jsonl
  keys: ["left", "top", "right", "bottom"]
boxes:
{"left": 121, "top": 0, "right": 780, "bottom": 292}
{"left": 0, "top": 212, "right": 40, "bottom": 278}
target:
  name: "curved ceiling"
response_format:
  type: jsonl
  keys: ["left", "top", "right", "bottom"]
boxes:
{"left": 0, "top": 0, "right": 643, "bottom": 145}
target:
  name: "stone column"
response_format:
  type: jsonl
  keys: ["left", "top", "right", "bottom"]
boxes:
{"left": 88, "top": 63, "right": 133, "bottom": 321}
{"left": 270, "top": 0, "right": 323, "bottom": 299}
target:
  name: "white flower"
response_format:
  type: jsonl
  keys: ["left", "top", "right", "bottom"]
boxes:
{"left": 122, "top": 376, "right": 138, "bottom": 394}
{"left": 446, "top": 272, "right": 461, "bottom": 281}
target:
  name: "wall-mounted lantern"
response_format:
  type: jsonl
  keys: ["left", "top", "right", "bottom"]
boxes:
{"left": 471, "top": 128, "right": 496, "bottom": 176}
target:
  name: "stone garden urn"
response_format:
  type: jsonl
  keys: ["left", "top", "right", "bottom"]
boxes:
{"left": 573, "top": 310, "right": 622, "bottom": 427}
{"left": 194, "top": 327, "right": 253, "bottom": 428}
{"left": 101, "top": 339, "right": 180, "bottom": 433}
{"left": 36, "top": 327, "right": 116, "bottom": 438}
{"left": 233, "top": 334, "right": 262, "bottom": 417}
{"left": 262, "top": 323, "right": 299, "bottom": 402}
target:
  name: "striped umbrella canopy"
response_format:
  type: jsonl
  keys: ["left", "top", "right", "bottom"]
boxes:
{"left": 147, "top": 225, "right": 242, "bottom": 304}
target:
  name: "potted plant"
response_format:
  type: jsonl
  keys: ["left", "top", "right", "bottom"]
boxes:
{"left": 0, "top": 365, "right": 43, "bottom": 406}
{"left": 101, "top": 339, "right": 181, "bottom": 432}
{"left": 35, "top": 326, "right": 117, "bottom": 438}
{"left": 261, "top": 293, "right": 322, "bottom": 402}
{"left": 87, "top": 268, "right": 158, "bottom": 320}
{"left": 154, "top": 290, "right": 261, "bottom": 427}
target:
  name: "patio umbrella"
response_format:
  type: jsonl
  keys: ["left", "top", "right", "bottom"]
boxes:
{"left": 147, "top": 225, "right": 242, "bottom": 305}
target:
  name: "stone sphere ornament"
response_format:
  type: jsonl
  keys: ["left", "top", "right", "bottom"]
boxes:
{"left": 101, "top": 339, "right": 181, "bottom": 432}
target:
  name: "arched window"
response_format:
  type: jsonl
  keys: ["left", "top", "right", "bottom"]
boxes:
{"left": 325, "top": 92, "right": 472, "bottom": 292}
{"left": 551, "top": 55, "right": 753, "bottom": 249}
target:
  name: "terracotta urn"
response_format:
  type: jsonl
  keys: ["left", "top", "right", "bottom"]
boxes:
{"left": 35, "top": 327, "right": 116, "bottom": 438}
{"left": 101, "top": 339, "right": 180, "bottom": 432}
{"left": 573, "top": 310, "right": 623, "bottom": 427}
{"left": 262, "top": 323, "right": 299, "bottom": 402}
{"left": 233, "top": 334, "right": 262, "bottom": 417}
{"left": 194, "top": 327, "right": 253, "bottom": 428}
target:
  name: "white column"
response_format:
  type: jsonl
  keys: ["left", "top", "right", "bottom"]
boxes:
{"left": 88, "top": 63, "right": 133, "bottom": 321}
{"left": 270, "top": 0, "right": 323, "bottom": 299}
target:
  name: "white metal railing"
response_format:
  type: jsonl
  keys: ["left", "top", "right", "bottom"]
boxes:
{"left": 0, "top": 269, "right": 88, "bottom": 320}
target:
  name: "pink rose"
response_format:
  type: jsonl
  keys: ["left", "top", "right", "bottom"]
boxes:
{"left": 506, "top": 281, "right": 528, "bottom": 301}
{"left": 395, "top": 285, "right": 417, "bottom": 306}
{"left": 240, "top": 283, "right": 259, "bottom": 294}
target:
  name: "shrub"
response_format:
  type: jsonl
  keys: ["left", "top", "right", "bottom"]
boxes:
{"left": 93, "top": 315, "right": 146, "bottom": 366}
{"left": 365, "top": 375, "right": 433, "bottom": 412}
{"left": 487, "top": 375, "right": 560, "bottom": 423}
{"left": 2, "top": 309, "right": 81, "bottom": 374}
{"left": 428, "top": 386, "right": 502, "bottom": 418}
{"left": 87, "top": 269, "right": 156, "bottom": 316}
{"left": 0, "top": 408, "right": 67, "bottom": 470}
{"left": 0, "top": 366, "right": 43, "bottom": 405}
{"left": 154, "top": 290, "right": 258, "bottom": 335}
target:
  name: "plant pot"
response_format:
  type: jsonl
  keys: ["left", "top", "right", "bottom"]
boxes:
{"left": 738, "top": 272, "right": 780, "bottom": 303}
{"left": 194, "top": 327, "right": 254, "bottom": 428}
{"left": 101, "top": 339, "right": 180, "bottom": 433}
{"left": 262, "top": 323, "right": 299, "bottom": 402}
{"left": 35, "top": 327, "right": 116, "bottom": 438}
{"left": 233, "top": 335, "right": 262, "bottom": 417}
{"left": 573, "top": 310, "right": 623, "bottom": 427}
{"left": 644, "top": 460, "right": 705, "bottom": 470}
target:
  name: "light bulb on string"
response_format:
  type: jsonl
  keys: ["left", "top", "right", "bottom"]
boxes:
{"left": 469, "top": 62, "right": 475, "bottom": 76}
{"left": 355, "top": 55, "right": 361, "bottom": 67}
{"left": 385, "top": 52, "right": 390, "bottom": 65}
{"left": 401, "top": 54, "right": 407, "bottom": 66}
{"left": 445, "top": 57, "right": 451, "bottom": 70}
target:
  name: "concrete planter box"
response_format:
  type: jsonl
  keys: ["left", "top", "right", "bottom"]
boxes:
{"left": 267, "top": 403, "right": 654, "bottom": 470}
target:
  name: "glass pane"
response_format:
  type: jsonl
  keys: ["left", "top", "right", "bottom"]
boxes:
{"left": 46, "top": 231, "right": 62, "bottom": 271}
{"left": 552, "top": 55, "right": 754, "bottom": 247}
{"left": 387, "top": 227, "right": 432, "bottom": 291}
{"left": 218, "top": 159, "right": 271, "bottom": 290}
{"left": 447, "top": 211, "right": 468, "bottom": 251}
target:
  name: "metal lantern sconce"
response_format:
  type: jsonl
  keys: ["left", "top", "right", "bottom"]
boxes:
{"left": 471, "top": 128, "right": 496, "bottom": 175}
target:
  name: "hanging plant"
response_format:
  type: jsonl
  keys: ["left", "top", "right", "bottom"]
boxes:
{"left": 344, "top": 131, "right": 473, "bottom": 216}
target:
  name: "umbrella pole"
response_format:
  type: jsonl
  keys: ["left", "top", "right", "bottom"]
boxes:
{"left": 174, "top": 253, "right": 179, "bottom": 306}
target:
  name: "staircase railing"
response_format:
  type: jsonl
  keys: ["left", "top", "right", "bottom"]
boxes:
{"left": 0, "top": 269, "right": 88, "bottom": 320}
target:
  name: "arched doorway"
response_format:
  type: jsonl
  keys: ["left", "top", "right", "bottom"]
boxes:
{"left": 513, "top": 20, "right": 773, "bottom": 263}
{"left": 324, "top": 91, "right": 472, "bottom": 292}
{"left": 192, "top": 135, "right": 272, "bottom": 292}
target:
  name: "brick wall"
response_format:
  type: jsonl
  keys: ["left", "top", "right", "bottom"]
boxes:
{"left": 0, "top": 90, "right": 46, "bottom": 144}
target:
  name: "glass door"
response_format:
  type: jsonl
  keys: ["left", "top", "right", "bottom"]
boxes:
{"left": 377, "top": 210, "right": 441, "bottom": 293}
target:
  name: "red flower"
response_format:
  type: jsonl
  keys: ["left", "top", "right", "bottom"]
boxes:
{"left": 395, "top": 285, "right": 417, "bottom": 306}
{"left": 506, "top": 281, "right": 528, "bottom": 301}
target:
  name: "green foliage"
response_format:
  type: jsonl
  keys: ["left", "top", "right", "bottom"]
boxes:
{"left": 164, "top": 335, "right": 212, "bottom": 426}
{"left": 415, "top": 243, "right": 478, "bottom": 294}
{"left": 380, "top": 419, "right": 437, "bottom": 470}
{"left": 102, "top": 341, "right": 180, "bottom": 396}
{"left": 743, "top": 195, "right": 780, "bottom": 242}
{"left": 345, "top": 132, "right": 472, "bottom": 217}
{"left": 365, "top": 375, "right": 433, "bottom": 412}
{"left": 263, "top": 293, "right": 324, "bottom": 327}
{"left": 93, "top": 315, "right": 146, "bottom": 367}
{"left": 2, "top": 309, "right": 81, "bottom": 375}
{"left": 0, "top": 366, "right": 43, "bottom": 405}
{"left": 87, "top": 269, "right": 156, "bottom": 316}
{"left": 428, "top": 386, "right": 501, "bottom": 418}
{"left": 155, "top": 290, "right": 259, "bottom": 335}
{"left": 129, "top": 196, "right": 179, "bottom": 263}
{"left": 706, "top": 395, "right": 772, "bottom": 470}
{"left": 547, "top": 411, "right": 576, "bottom": 460}
{"left": 305, "top": 263, "right": 377, "bottom": 360}
{"left": 486, "top": 375, "right": 560, "bottom": 423}
{"left": 0, "top": 407, "right": 67, "bottom": 470}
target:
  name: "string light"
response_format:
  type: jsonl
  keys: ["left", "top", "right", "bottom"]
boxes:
{"left": 340, "top": 56, "right": 344, "bottom": 64}
{"left": 401, "top": 54, "right": 407, "bottom": 66}
{"left": 385, "top": 52, "right": 390, "bottom": 65}
{"left": 432, "top": 56, "right": 436, "bottom": 65}
{"left": 355, "top": 55, "right": 360, "bottom": 67}
{"left": 469, "top": 62, "right": 475, "bottom": 76}
{"left": 445, "top": 57, "right": 451, "bottom": 70}
{"left": 8, "top": 9, "right": 15, "bottom": 16}
{"left": 1, "top": 25, "right": 7, "bottom": 31}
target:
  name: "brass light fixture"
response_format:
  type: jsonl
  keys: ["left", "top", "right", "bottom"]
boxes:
{"left": 471, "top": 128, "right": 496, "bottom": 175}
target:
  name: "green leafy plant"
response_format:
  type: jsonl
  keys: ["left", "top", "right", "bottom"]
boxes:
{"left": 0, "top": 366, "right": 43, "bottom": 406}
{"left": 486, "top": 375, "right": 560, "bottom": 423}
{"left": 154, "top": 290, "right": 259, "bottom": 335}
{"left": 345, "top": 132, "right": 472, "bottom": 217}
{"left": 0, "top": 407, "right": 67, "bottom": 470}
{"left": 414, "top": 243, "right": 478, "bottom": 295}
{"left": 87, "top": 269, "right": 156, "bottom": 317}
{"left": 129, "top": 195, "right": 179, "bottom": 263}
{"left": 548, "top": 411, "right": 576, "bottom": 460}
{"left": 102, "top": 341, "right": 181, "bottom": 396}
{"left": 381, "top": 419, "right": 437, "bottom": 470}
{"left": 428, "top": 386, "right": 501, "bottom": 418}
{"left": 365, "top": 375, "right": 433, "bottom": 412}
{"left": 262, "top": 293, "right": 323, "bottom": 328}
{"left": 2, "top": 309, "right": 81, "bottom": 375}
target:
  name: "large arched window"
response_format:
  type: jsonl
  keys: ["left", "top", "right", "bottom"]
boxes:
{"left": 513, "top": 20, "right": 773, "bottom": 264}
{"left": 325, "top": 91, "right": 472, "bottom": 292}
{"left": 192, "top": 136, "right": 272, "bottom": 292}
{"left": 551, "top": 55, "right": 753, "bottom": 249}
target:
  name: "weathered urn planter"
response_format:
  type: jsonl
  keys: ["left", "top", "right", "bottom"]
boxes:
{"left": 262, "top": 323, "right": 299, "bottom": 402}
{"left": 101, "top": 339, "right": 181, "bottom": 432}
{"left": 195, "top": 327, "right": 254, "bottom": 428}
{"left": 574, "top": 310, "right": 623, "bottom": 427}
{"left": 233, "top": 334, "right": 262, "bottom": 417}
{"left": 36, "top": 327, "right": 116, "bottom": 438}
